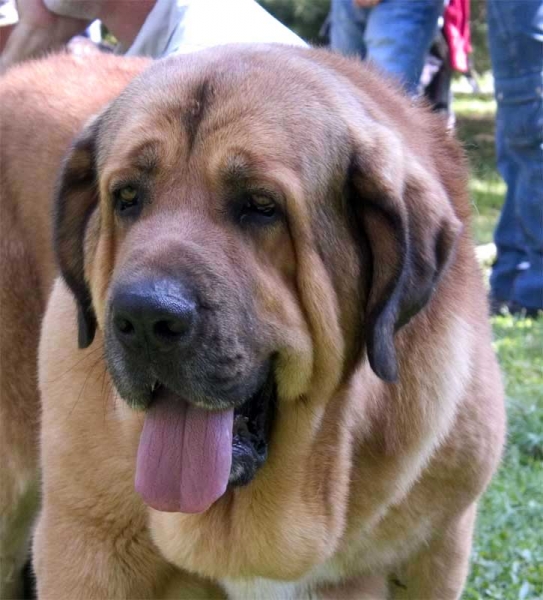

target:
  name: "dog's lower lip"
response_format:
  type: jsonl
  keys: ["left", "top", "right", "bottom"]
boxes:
{"left": 229, "top": 370, "right": 276, "bottom": 487}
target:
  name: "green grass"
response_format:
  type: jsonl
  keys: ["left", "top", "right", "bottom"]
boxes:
{"left": 455, "top": 93, "right": 543, "bottom": 600}
{"left": 466, "top": 315, "right": 543, "bottom": 600}
{"left": 454, "top": 93, "right": 504, "bottom": 244}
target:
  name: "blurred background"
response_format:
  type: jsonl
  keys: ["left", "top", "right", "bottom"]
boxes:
{"left": 263, "top": 4, "right": 543, "bottom": 597}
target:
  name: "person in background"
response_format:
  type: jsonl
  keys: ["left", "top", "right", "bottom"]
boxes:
{"left": 329, "top": 0, "right": 444, "bottom": 94}
{"left": 0, "top": 0, "right": 98, "bottom": 67}
{"left": 420, "top": 0, "right": 472, "bottom": 127}
{"left": 0, "top": 0, "right": 305, "bottom": 72}
{"left": 487, "top": 0, "right": 543, "bottom": 318}
{"left": 0, "top": 0, "right": 18, "bottom": 51}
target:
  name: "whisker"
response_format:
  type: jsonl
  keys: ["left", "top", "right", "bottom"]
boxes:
{"left": 45, "top": 343, "right": 104, "bottom": 384}
{"left": 65, "top": 354, "right": 105, "bottom": 421}
{"left": 101, "top": 366, "right": 109, "bottom": 423}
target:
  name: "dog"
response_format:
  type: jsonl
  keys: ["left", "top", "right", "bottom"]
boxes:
{"left": 0, "top": 52, "right": 147, "bottom": 599}
{"left": 1, "top": 45, "right": 505, "bottom": 599}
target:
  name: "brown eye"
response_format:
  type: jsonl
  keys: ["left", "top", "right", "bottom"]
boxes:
{"left": 114, "top": 185, "right": 140, "bottom": 216}
{"left": 241, "top": 194, "right": 277, "bottom": 224}
{"left": 247, "top": 194, "right": 275, "bottom": 216}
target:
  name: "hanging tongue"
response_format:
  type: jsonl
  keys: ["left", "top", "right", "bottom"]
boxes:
{"left": 135, "top": 389, "right": 234, "bottom": 513}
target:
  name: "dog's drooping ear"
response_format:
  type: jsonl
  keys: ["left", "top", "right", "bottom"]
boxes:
{"left": 53, "top": 116, "right": 102, "bottom": 349}
{"left": 350, "top": 146, "right": 462, "bottom": 383}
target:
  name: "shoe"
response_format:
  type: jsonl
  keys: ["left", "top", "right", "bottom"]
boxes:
{"left": 489, "top": 294, "right": 510, "bottom": 317}
{"left": 489, "top": 295, "right": 541, "bottom": 319}
{"left": 507, "top": 302, "right": 541, "bottom": 319}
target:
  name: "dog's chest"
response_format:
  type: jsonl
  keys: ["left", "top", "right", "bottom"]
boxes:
{"left": 220, "top": 552, "right": 375, "bottom": 599}
{"left": 221, "top": 577, "right": 310, "bottom": 600}
{"left": 220, "top": 511, "right": 433, "bottom": 600}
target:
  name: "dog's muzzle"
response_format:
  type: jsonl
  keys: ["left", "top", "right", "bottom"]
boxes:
{"left": 107, "top": 277, "right": 276, "bottom": 514}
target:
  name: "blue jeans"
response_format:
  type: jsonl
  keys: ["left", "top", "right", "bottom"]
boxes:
{"left": 487, "top": 0, "right": 543, "bottom": 310}
{"left": 329, "top": 0, "right": 443, "bottom": 94}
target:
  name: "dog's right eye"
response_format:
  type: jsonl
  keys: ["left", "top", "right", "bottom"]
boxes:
{"left": 114, "top": 185, "right": 141, "bottom": 217}
{"left": 238, "top": 192, "right": 280, "bottom": 227}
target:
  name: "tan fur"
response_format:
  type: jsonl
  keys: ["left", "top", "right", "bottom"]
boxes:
{"left": 0, "top": 52, "right": 148, "bottom": 598}
{"left": 1, "top": 47, "right": 505, "bottom": 599}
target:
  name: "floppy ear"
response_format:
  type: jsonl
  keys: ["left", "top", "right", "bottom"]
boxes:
{"left": 349, "top": 145, "right": 462, "bottom": 383}
{"left": 53, "top": 116, "right": 102, "bottom": 349}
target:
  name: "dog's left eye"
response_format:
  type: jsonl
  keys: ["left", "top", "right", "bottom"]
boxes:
{"left": 114, "top": 185, "right": 141, "bottom": 216}
{"left": 240, "top": 194, "right": 277, "bottom": 224}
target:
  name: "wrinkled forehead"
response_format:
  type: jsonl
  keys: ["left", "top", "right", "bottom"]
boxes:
{"left": 95, "top": 47, "right": 359, "bottom": 178}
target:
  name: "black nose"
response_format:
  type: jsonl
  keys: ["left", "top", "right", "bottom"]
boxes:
{"left": 111, "top": 278, "right": 198, "bottom": 351}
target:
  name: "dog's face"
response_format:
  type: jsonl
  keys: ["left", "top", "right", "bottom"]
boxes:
{"left": 54, "top": 45, "right": 462, "bottom": 516}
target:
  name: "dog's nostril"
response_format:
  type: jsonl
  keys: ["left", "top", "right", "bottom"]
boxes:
{"left": 111, "top": 280, "right": 197, "bottom": 350}
{"left": 153, "top": 319, "right": 188, "bottom": 339}
{"left": 115, "top": 316, "right": 135, "bottom": 335}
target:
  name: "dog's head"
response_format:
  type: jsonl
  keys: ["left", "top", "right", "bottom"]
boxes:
{"left": 54, "top": 45, "right": 462, "bottom": 515}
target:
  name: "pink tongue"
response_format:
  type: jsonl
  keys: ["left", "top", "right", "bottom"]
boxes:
{"left": 135, "top": 390, "right": 233, "bottom": 513}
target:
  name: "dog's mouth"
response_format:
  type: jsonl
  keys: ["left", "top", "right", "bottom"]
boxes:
{"left": 134, "top": 371, "right": 275, "bottom": 514}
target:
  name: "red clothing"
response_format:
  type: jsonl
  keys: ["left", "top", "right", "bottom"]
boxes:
{"left": 443, "top": 0, "right": 471, "bottom": 73}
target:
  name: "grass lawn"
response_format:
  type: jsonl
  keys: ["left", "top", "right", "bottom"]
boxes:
{"left": 454, "top": 93, "right": 543, "bottom": 600}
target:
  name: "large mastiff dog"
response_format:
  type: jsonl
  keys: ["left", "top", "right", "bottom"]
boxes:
{"left": 1, "top": 46, "right": 505, "bottom": 599}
